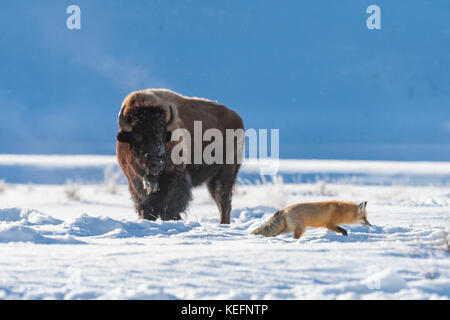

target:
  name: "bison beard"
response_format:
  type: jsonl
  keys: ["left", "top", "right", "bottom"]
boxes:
{"left": 133, "top": 172, "right": 192, "bottom": 221}
{"left": 116, "top": 89, "right": 243, "bottom": 224}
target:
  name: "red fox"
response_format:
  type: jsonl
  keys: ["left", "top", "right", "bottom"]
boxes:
{"left": 251, "top": 201, "right": 371, "bottom": 239}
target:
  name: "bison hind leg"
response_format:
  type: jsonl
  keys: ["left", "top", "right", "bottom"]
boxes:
{"left": 207, "top": 165, "right": 240, "bottom": 224}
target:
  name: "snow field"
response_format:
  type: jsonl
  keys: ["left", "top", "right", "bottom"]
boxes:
{"left": 0, "top": 175, "right": 448, "bottom": 299}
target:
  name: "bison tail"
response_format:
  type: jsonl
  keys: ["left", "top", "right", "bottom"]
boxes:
{"left": 251, "top": 210, "right": 286, "bottom": 237}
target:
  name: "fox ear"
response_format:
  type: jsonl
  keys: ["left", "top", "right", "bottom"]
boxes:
{"left": 358, "top": 201, "right": 367, "bottom": 211}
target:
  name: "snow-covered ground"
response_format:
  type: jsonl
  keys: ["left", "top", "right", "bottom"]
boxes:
{"left": 0, "top": 156, "right": 449, "bottom": 299}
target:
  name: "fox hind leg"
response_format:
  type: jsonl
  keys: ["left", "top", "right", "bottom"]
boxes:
{"left": 285, "top": 215, "right": 306, "bottom": 239}
{"left": 293, "top": 225, "right": 306, "bottom": 239}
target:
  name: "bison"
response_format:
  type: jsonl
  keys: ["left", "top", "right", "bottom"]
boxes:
{"left": 116, "top": 89, "right": 244, "bottom": 224}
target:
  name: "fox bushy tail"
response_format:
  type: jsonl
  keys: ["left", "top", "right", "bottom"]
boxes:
{"left": 251, "top": 210, "right": 286, "bottom": 237}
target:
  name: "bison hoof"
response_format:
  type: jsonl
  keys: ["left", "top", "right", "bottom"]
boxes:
{"left": 143, "top": 178, "right": 159, "bottom": 194}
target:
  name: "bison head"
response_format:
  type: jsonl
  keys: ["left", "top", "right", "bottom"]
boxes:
{"left": 117, "top": 105, "right": 174, "bottom": 194}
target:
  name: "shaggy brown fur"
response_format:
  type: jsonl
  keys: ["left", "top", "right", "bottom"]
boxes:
{"left": 116, "top": 89, "right": 244, "bottom": 223}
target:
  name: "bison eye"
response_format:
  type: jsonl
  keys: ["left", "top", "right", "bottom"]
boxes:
{"left": 117, "top": 131, "right": 132, "bottom": 143}
{"left": 165, "top": 131, "right": 172, "bottom": 142}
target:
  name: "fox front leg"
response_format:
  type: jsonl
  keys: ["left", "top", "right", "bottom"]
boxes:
{"left": 327, "top": 225, "right": 348, "bottom": 236}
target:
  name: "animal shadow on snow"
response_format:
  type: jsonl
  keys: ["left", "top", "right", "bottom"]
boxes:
{"left": 300, "top": 224, "right": 389, "bottom": 243}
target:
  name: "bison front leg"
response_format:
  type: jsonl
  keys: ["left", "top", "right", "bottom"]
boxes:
{"left": 131, "top": 172, "right": 192, "bottom": 221}
{"left": 207, "top": 165, "right": 240, "bottom": 224}
{"left": 128, "top": 183, "right": 158, "bottom": 221}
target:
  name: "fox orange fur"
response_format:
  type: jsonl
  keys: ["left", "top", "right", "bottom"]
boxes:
{"left": 251, "top": 201, "right": 371, "bottom": 239}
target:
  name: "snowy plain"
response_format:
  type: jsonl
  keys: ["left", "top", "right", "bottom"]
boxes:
{"left": 0, "top": 155, "right": 449, "bottom": 300}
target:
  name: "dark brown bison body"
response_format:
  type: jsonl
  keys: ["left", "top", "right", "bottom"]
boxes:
{"left": 116, "top": 89, "right": 244, "bottom": 224}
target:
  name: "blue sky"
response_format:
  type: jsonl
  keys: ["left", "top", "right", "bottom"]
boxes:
{"left": 0, "top": 0, "right": 449, "bottom": 160}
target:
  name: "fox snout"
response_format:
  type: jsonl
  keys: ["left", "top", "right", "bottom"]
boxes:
{"left": 362, "top": 217, "right": 371, "bottom": 226}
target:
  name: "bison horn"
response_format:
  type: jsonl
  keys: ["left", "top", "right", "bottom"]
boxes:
{"left": 118, "top": 106, "right": 132, "bottom": 132}
{"left": 166, "top": 105, "right": 173, "bottom": 126}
